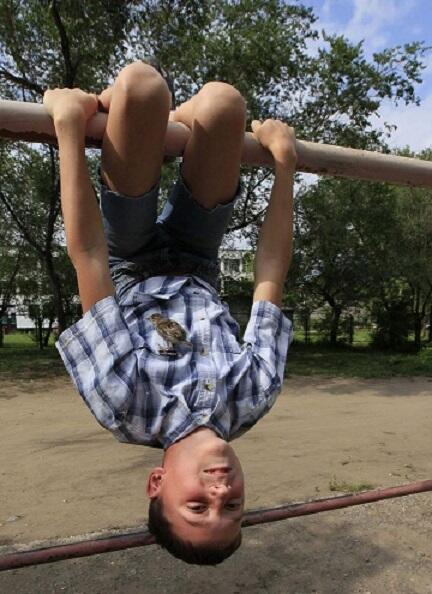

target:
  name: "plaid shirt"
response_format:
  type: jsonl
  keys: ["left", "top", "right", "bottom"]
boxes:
{"left": 56, "top": 275, "right": 292, "bottom": 449}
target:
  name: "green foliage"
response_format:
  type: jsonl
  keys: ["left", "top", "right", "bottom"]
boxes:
{"left": 0, "top": 0, "right": 430, "bottom": 347}
{"left": 292, "top": 168, "right": 432, "bottom": 348}
{"left": 0, "top": 0, "right": 134, "bottom": 97}
{"left": 371, "top": 298, "right": 413, "bottom": 352}
{"left": 222, "top": 277, "right": 253, "bottom": 297}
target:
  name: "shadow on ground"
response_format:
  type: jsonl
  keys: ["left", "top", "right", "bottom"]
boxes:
{"left": 0, "top": 514, "right": 397, "bottom": 594}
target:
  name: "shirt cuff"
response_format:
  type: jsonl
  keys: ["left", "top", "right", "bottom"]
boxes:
{"left": 56, "top": 296, "right": 117, "bottom": 348}
{"left": 243, "top": 300, "right": 292, "bottom": 344}
{"left": 55, "top": 295, "right": 134, "bottom": 371}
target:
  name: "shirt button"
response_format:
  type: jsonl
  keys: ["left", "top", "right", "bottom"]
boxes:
{"left": 204, "top": 382, "right": 214, "bottom": 391}
{"left": 201, "top": 348, "right": 209, "bottom": 356}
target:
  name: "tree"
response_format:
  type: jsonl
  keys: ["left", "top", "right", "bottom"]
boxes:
{"left": 0, "top": 1, "right": 136, "bottom": 333}
{"left": 391, "top": 174, "right": 432, "bottom": 349}
{"left": 0, "top": 141, "right": 75, "bottom": 333}
{"left": 293, "top": 176, "right": 407, "bottom": 345}
{"left": 0, "top": 237, "right": 24, "bottom": 347}
{"left": 0, "top": 0, "right": 429, "bottom": 335}
{"left": 130, "top": 1, "right": 429, "bottom": 246}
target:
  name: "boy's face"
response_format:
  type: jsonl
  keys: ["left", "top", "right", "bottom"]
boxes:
{"left": 147, "top": 434, "right": 244, "bottom": 546}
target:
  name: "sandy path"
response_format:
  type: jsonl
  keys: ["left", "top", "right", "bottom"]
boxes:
{"left": 1, "top": 375, "right": 431, "bottom": 547}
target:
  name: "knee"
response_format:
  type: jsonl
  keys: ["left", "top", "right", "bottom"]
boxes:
{"left": 115, "top": 61, "right": 171, "bottom": 108}
{"left": 197, "top": 82, "right": 246, "bottom": 122}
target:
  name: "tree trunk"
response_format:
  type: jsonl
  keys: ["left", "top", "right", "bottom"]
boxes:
{"left": 348, "top": 314, "right": 354, "bottom": 345}
{"left": 413, "top": 314, "right": 423, "bottom": 349}
{"left": 330, "top": 306, "right": 342, "bottom": 346}
{"left": 44, "top": 254, "right": 67, "bottom": 335}
{"left": 429, "top": 304, "right": 432, "bottom": 343}
{"left": 37, "top": 316, "right": 44, "bottom": 350}
{"left": 43, "top": 318, "right": 54, "bottom": 347}
{"left": 303, "top": 312, "right": 310, "bottom": 344}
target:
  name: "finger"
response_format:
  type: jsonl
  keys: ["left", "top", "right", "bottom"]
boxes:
{"left": 251, "top": 120, "right": 261, "bottom": 132}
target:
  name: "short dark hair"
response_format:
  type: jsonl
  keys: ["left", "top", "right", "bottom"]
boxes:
{"left": 148, "top": 498, "right": 242, "bottom": 565}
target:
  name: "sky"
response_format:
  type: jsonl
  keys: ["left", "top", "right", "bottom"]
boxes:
{"left": 303, "top": 0, "right": 432, "bottom": 152}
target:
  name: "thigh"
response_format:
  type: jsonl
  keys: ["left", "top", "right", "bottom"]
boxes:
{"left": 173, "top": 82, "right": 246, "bottom": 209}
{"left": 101, "top": 62, "right": 171, "bottom": 197}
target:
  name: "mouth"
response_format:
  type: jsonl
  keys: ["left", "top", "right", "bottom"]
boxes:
{"left": 203, "top": 466, "right": 232, "bottom": 474}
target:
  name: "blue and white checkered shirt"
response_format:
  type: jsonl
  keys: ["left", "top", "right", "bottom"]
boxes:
{"left": 56, "top": 275, "right": 292, "bottom": 449}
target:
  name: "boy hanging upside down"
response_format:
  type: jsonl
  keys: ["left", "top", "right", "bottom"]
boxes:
{"left": 45, "top": 61, "right": 295, "bottom": 565}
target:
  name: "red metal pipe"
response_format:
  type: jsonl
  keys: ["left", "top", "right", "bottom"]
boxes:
{"left": 241, "top": 478, "right": 432, "bottom": 527}
{"left": 1, "top": 478, "right": 431, "bottom": 571}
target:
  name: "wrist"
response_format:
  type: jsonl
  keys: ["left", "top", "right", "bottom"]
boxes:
{"left": 273, "top": 158, "right": 296, "bottom": 175}
{"left": 271, "top": 146, "right": 297, "bottom": 170}
{"left": 54, "top": 109, "right": 87, "bottom": 132}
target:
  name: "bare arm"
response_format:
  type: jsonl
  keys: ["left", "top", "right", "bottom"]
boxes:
{"left": 251, "top": 120, "right": 296, "bottom": 307}
{"left": 45, "top": 88, "right": 115, "bottom": 314}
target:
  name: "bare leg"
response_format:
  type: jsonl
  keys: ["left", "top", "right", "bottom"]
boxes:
{"left": 100, "top": 62, "right": 171, "bottom": 197}
{"left": 172, "top": 82, "right": 246, "bottom": 208}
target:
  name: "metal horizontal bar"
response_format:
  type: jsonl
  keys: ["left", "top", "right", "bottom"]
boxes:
{"left": 1, "top": 99, "right": 432, "bottom": 187}
{"left": 1, "top": 478, "right": 431, "bottom": 571}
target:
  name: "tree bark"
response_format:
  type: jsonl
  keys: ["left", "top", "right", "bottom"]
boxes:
{"left": 323, "top": 291, "right": 342, "bottom": 346}
{"left": 330, "top": 306, "right": 342, "bottom": 346}
{"left": 44, "top": 253, "right": 67, "bottom": 335}
{"left": 429, "top": 304, "right": 432, "bottom": 343}
{"left": 348, "top": 314, "right": 354, "bottom": 345}
{"left": 43, "top": 317, "right": 54, "bottom": 347}
{"left": 413, "top": 314, "right": 423, "bottom": 349}
{"left": 303, "top": 312, "right": 310, "bottom": 344}
{"left": 36, "top": 316, "right": 43, "bottom": 350}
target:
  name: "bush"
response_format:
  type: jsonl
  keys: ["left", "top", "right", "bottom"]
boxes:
{"left": 371, "top": 300, "right": 414, "bottom": 352}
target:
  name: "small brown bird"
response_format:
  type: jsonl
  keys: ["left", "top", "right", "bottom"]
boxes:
{"left": 148, "top": 314, "right": 192, "bottom": 351}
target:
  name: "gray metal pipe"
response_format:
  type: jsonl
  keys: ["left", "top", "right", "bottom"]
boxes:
{"left": 1, "top": 99, "right": 432, "bottom": 187}
{"left": 1, "top": 478, "right": 431, "bottom": 571}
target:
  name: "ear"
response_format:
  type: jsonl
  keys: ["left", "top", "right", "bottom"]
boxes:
{"left": 146, "top": 466, "right": 166, "bottom": 498}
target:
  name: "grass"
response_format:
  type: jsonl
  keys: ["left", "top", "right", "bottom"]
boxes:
{"left": 2, "top": 331, "right": 432, "bottom": 381}
{"left": 0, "top": 332, "right": 66, "bottom": 380}
{"left": 287, "top": 342, "right": 432, "bottom": 378}
{"left": 329, "top": 477, "right": 376, "bottom": 493}
{"left": 292, "top": 328, "right": 372, "bottom": 345}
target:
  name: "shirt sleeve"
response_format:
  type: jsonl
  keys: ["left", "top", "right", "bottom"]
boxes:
{"left": 55, "top": 295, "right": 138, "bottom": 432}
{"left": 242, "top": 300, "right": 293, "bottom": 399}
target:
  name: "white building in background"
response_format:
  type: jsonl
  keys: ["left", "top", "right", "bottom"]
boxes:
{"left": 219, "top": 249, "right": 253, "bottom": 293}
{"left": 6, "top": 293, "right": 53, "bottom": 331}
{"left": 4, "top": 250, "right": 252, "bottom": 331}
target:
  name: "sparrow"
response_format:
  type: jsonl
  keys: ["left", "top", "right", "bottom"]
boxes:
{"left": 148, "top": 314, "right": 192, "bottom": 352}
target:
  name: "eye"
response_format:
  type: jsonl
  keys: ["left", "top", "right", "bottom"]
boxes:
{"left": 187, "top": 503, "right": 207, "bottom": 512}
{"left": 225, "top": 502, "right": 241, "bottom": 511}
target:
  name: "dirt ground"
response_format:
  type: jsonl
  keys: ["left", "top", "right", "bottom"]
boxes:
{"left": 1, "top": 375, "right": 432, "bottom": 593}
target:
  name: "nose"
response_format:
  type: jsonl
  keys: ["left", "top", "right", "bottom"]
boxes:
{"left": 209, "top": 482, "right": 230, "bottom": 496}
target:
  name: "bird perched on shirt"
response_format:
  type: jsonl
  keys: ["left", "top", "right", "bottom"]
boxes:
{"left": 148, "top": 314, "right": 192, "bottom": 351}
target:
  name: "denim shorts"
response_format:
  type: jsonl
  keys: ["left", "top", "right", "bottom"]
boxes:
{"left": 100, "top": 165, "right": 242, "bottom": 299}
